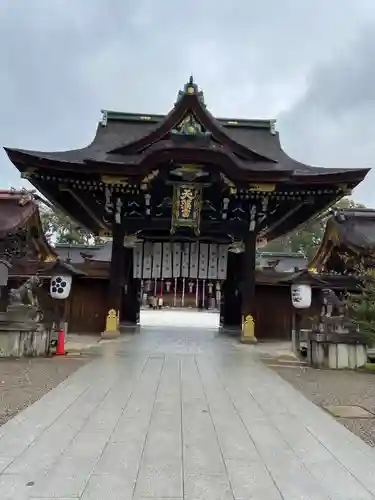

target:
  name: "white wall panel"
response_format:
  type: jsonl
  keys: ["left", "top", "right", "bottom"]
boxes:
{"left": 189, "top": 242, "right": 199, "bottom": 279}
{"left": 181, "top": 243, "right": 190, "bottom": 278}
{"left": 133, "top": 242, "right": 143, "bottom": 278}
{"left": 217, "top": 245, "right": 228, "bottom": 280}
{"left": 142, "top": 242, "right": 153, "bottom": 279}
{"left": 207, "top": 243, "right": 218, "bottom": 280}
{"left": 172, "top": 243, "right": 182, "bottom": 278}
{"left": 152, "top": 242, "right": 162, "bottom": 279}
{"left": 198, "top": 243, "right": 209, "bottom": 279}
{"left": 162, "top": 242, "right": 173, "bottom": 278}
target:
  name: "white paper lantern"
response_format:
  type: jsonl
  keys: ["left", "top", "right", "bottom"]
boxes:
{"left": 50, "top": 275, "right": 72, "bottom": 300}
{"left": 291, "top": 284, "right": 311, "bottom": 309}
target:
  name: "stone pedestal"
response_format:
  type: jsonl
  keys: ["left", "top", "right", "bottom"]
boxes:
{"left": 0, "top": 306, "right": 50, "bottom": 358}
{"left": 309, "top": 332, "right": 367, "bottom": 370}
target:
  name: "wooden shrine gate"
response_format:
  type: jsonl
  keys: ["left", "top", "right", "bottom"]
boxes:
{"left": 133, "top": 241, "right": 228, "bottom": 309}
{"left": 6, "top": 77, "right": 369, "bottom": 340}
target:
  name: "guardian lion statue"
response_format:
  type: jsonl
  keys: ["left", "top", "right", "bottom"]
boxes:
{"left": 8, "top": 275, "right": 43, "bottom": 321}
{"left": 9, "top": 275, "right": 41, "bottom": 307}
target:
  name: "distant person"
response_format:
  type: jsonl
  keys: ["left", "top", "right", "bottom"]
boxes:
{"left": 158, "top": 296, "right": 163, "bottom": 310}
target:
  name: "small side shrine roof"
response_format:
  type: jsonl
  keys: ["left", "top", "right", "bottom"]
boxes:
{"left": 309, "top": 208, "right": 375, "bottom": 272}
{"left": 0, "top": 190, "right": 56, "bottom": 262}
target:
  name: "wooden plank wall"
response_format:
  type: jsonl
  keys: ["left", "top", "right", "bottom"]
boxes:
{"left": 254, "top": 285, "right": 321, "bottom": 340}
{"left": 6, "top": 277, "right": 322, "bottom": 339}
{"left": 255, "top": 285, "right": 293, "bottom": 340}
{"left": 68, "top": 279, "right": 108, "bottom": 333}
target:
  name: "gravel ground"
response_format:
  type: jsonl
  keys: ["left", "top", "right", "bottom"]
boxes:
{"left": 0, "top": 357, "right": 88, "bottom": 426}
{"left": 270, "top": 364, "right": 375, "bottom": 447}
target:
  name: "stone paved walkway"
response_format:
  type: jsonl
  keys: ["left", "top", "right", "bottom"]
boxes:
{"left": 2, "top": 318, "right": 375, "bottom": 499}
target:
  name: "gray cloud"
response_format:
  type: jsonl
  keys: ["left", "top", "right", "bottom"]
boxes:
{"left": 280, "top": 23, "right": 375, "bottom": 204}
{"left": 1, "top": 0, "right": 375, "bottom": 204}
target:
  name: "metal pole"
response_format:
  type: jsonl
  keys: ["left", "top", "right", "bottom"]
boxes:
{"left": 195, "top": 278, "right": 199, "bottom": 308}
{"left": 173, "top": 277, "right": 177, "bottom": 307}
{"left": 182, "top": 278, "right": 185, "bottom": 307}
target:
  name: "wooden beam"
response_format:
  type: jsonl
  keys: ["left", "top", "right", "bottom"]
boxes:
{"left": 259, "top": 201, "right": 308, "bottom": 239}
{"left": 60, "top": 186, "right": 107, "bottom": 231}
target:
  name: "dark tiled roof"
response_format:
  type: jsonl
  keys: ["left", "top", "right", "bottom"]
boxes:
{"left": 5, "top": 118, "right": 368, "bottom": 179}
{"left": 4, "top": 78, "right": 370, "bottom": 181}
{"left": 0, "top": 190, "right": 56, "bottom": 260}
{"left": 0, "top": 190, "right": 37, "bottom": 238}
{"left": 310, "top": 209, "right": 375, "bottom": 269}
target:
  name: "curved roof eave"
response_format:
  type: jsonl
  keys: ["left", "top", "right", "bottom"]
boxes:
{"left": 308, "top": 218, "right": 338, "bottom": 269}
{"left": 309, "top": 209, "right": 375, "bottom": 269}
{"left": 4, "top": 146, "right": 370, "bottom": 187}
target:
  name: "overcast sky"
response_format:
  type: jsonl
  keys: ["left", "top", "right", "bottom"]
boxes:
{"left": 1, "top": 0, "right": 375, "bottom": 205}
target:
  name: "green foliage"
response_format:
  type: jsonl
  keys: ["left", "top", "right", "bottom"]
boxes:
{"left": 264, "top": 197, "right": 366, "bottom": 260}
{"left": 39, "top": 206, "right": 101, "bottom": 245}
{"left": 346, "top": 274, "right": 375, "bottom": 347}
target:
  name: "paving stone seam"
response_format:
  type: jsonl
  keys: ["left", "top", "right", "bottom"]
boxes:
{"left": 259, "top": 363, "right": 375, "bottom": 463}
{"left": 263, "top": 372, "right": 374, "bottom": 468}
{"left": 244, "top": 373, "right": 375, "bottom": 499}
{"left": 1, "top": 358, "right": 144, "bottom": 492}
{"left": 178, "top": 356, "right": 185, "bottom": 500}
{"left": 78, "top": 356, "right": 158, "bottom": 500}
{"left": 195, "top": 355, "right": 237, "bottom": 500}
{"left": 261, "top": 364, "right": 375, "bottom": 456}
{"left": 206, "top": 356, "right": 284, "bottom": 500}
{"left": 0, "top": 382, "right": 92, "bottom": 470}
{"left": 0, "top": 360, "right": 95, "bottom": 441}
{"left": 124, "top": 355, "right": 165, "bottom": 499}
{"left": 215, "top": 360, "right": 332, "bottom": 500}
{"left": 254, "top": 365, "right": 375, "bottom": 497}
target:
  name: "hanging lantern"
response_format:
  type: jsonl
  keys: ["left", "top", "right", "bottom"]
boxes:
{"left": 49, "top": 260, "right": 84, "bottom": 300}
{"left": 50, "top": 274, "right": 72, "bottom": 300}
{"left": 165, "top": 280, "right": 172, "bottom": 292}
{"left": 291, "top": 284, "right": 311, "bottom": 309}
{"left": 188, "top": 281, "right": 194, "bottom": 293}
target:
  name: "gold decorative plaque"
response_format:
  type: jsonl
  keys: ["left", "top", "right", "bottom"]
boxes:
{"left": 171, "top": 183, "right": 202, "bottom": 235}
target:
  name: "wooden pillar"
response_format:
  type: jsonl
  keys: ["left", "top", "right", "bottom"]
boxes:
{"left": 120, "top": 247, "right": 139, "bottom": 325}
{"left": 221, "top": 252, "right": 242, "bottom": 329}
{"left": 292, "top": 311, "right": 302, "bottom": 355}
{"left": 241, "top": 230, "right": 257, "bottom": 343}
{"left": 102, "top": 221, "right": 126, "bottom": 338}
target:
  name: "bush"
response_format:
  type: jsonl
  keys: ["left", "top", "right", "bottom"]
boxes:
{"left": 346, "top": 273, "right": 375, "bottom": 347}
